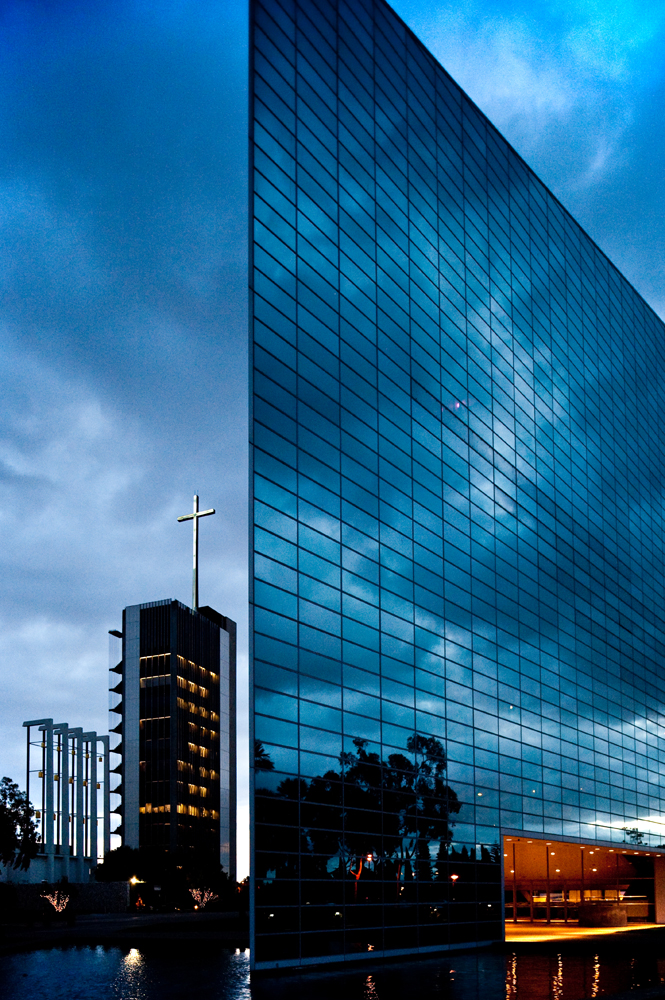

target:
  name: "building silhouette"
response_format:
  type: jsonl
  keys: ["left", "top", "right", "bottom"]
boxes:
{"left": 110, "top": 600, "right": 236, "bottom": 880}
{"left": 249, "top": 0, "right": 665, "bottom": 970}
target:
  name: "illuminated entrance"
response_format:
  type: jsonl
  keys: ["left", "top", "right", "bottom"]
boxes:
{"left": 503, "top": 835, "right": 665, "bottom": 929}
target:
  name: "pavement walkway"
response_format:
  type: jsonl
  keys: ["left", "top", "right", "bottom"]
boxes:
{"left": 505, "top": 920, "right": 663, "bottom": 943}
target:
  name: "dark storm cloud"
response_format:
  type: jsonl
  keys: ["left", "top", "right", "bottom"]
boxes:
{"left": 0, "top": 0, "right": 250, "bottom": 857}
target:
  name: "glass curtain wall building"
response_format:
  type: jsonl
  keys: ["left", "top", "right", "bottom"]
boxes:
{"left": 249, "top": 0, "right": 665, "bottom": 969}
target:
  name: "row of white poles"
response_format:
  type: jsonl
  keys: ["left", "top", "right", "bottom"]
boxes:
{"left": 23, "top": 718, "right": 110, "bottom": 881}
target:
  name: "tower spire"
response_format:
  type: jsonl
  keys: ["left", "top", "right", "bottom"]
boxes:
{"left": 177, "top": 494, "right": 215, "bottom": 611}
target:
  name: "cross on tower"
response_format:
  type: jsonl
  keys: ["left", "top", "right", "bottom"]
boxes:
{"left": 177, "top": 494, "right": 215, "bottom": 611}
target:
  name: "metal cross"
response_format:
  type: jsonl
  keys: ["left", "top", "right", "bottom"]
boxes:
{"left": 177, "top": 494, "right": 215, "bottom": 611}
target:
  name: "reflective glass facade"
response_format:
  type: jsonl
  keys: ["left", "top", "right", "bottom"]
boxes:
{"left": 249, "top": 0, "right": 665, "bottom": 969}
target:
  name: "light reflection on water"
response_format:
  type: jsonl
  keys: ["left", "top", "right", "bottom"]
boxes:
{"left": 1, "top": 945, "right": 665, "bottom": 1000}
{"left": 0, "top": 946, "right": 251, "bottom": 1000}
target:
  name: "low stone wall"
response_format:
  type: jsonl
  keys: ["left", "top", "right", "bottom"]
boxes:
{"left": 1, "top": 881, "right": 129, "bottom": 915}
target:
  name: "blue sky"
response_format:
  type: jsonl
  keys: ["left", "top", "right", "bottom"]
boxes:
{"left": 1, "top": 0, "right": 664, "bottom": 880}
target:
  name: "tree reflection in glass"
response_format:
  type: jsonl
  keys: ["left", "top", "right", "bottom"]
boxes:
{"left": 254, "top": 733, "right": 461, "bottom": 905}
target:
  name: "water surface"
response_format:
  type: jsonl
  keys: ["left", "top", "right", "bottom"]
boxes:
{"left": 2, "top": 943, "right": 665, "bottom": 999}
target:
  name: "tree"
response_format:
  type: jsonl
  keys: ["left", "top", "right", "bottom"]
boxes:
{"left": 342, "top": 735, "right": 460, "bottom": 884}
{"left": 274, "top": 735, "right": 461, "bottom": 891}
{"left": 95, "top": 844, "right": 235, "bottom": 909}
{"left": 254, "top": 740, "right": 275, "bottom": 771}
{"left": 95, "top": 845, "right": 141, "bottom": 882}
{"left": 0, "top": 777, "right": 38, "bottom": 871}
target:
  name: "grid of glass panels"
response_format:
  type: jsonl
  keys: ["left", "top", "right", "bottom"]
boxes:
{"left": 249, "top": 0, "right": 665, "bottom": 968}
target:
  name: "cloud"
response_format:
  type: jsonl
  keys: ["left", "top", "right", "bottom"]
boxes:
{"left": 393, "top": 0, "right": 665, "bottom": 318}
{"left": 0, "top": 1, "right": 250, "bottom": 875}
{"left": 0, "top": 616, "right": 108, "bottom": 790}
{"left": 0, "top": 328, "right": 249, "bottom": 863}
{"left": 561, "top": 0, "right": 665, "bottom": 82}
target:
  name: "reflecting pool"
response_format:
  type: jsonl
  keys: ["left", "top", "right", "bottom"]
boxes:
{"left": 0, "top": 946, "right": 251, "bottom": 1000}
{"left": 2, "top": 943, "right": 665, "bottom": 1000}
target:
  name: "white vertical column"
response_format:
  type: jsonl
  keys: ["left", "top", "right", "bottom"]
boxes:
{"left": 25, "top": 720, "right": 53, "bottom": 878}
{"left": 89, "top": 740, "right": 98, "bottom": 863}
{"left": 78, "top": 732, "right": 96, "bottom": 878}
{"left": 75, "top": 731, "right": 84, "bottom": 878}
{"left": 43, "top": 723, "right": 54, "bottom": 880}
{"left": 55, "top": 723, "right": 70, "bottom": 880}
{"left": 98, "top": 736, "right": 111, "bottom": 857}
